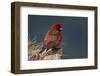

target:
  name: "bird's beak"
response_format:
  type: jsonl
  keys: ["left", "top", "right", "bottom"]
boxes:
{"left": 60, "top": 28, "right": 63, "bottom": 31}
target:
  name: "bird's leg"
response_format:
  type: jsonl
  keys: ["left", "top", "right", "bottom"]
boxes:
{"left": 46, "top": 48, "right": 49, "bottom": 51}
{"left": 51, "top": 47, "right": 60, "bottom": 53}
{"left": 41, "top": 48, "right": 51, "bottom": 58}
{"left": 39, "top": 47, "right": 45, "bottom": 53}
{"left": 39, "top": 48, "right": 47, "bottom": 59}
{"left": 39, "top": 48, "right": 53, "bottom": 59}
{"left": 52, "top": 47, "right": 57, "bottom": 50}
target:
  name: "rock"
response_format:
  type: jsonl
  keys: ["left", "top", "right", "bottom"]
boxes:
{"left": 28, "top": 48, "right": 63, "bottom": 60}
{"left": 28, "top": 38, "right": 63, "bottom": 60}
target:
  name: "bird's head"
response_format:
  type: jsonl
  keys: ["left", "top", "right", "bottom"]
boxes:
{"left": 51, "top": 23, "right": 63, "bottom": 31}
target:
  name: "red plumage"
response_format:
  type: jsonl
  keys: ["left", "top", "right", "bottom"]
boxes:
{"left": 43, "top": 23, "right": 63, "bottom": 49}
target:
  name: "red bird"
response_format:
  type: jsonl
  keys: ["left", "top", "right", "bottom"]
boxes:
{"left": 39, "top": 23, "right": 63, "bottom": 53}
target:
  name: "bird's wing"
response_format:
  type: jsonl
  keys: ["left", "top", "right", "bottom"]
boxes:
{"left": 48, "top": 29, "right": 58, "bottom": 35}
{"left": 44, "top": 30, "right": 59, "bottom": 41}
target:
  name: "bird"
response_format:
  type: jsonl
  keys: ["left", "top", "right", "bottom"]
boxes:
{"left": 39, "top": 23, "right": 63, "bottom": 54}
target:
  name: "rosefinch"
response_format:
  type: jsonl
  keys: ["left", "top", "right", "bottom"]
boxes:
{"left": 39, "top": 23, "right": 63, "bottom": 53}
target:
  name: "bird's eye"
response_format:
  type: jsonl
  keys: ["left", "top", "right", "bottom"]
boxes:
{"left": 60, "top": 28, "right": 63, "bottom": 31}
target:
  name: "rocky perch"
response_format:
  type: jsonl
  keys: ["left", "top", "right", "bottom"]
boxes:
{"left": 28, "top": 38, "right": 63, "bottom": 60}
{"left": 28, "top": 48, "right": 63, "bottom": 60}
